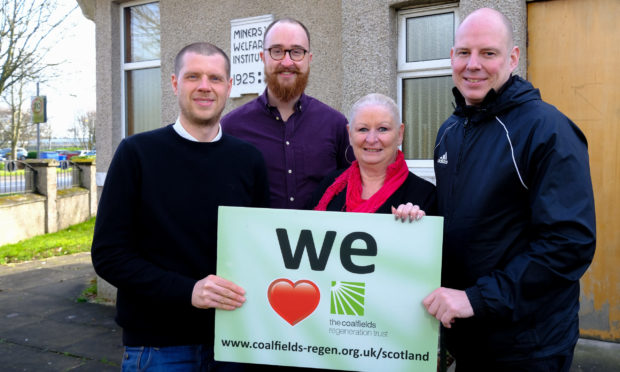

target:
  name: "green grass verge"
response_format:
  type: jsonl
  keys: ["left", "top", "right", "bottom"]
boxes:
{"left": 0, "top": 217, "right": 95, "bottom": 265}
{"left": 0, "top": 169, "right": 25, "bottom": 176}
{"left": 1, "top": 167, "right": 74, "bottom": 176}
{"left": 76, "top": 278, "right": 98, "bottom": 303}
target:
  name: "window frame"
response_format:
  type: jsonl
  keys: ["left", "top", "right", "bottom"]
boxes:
{"left": 396, "top": 4, "right": 459, "bottom": 171}
{"left": 120, "top": 0, "right": 161, "bottom": 138}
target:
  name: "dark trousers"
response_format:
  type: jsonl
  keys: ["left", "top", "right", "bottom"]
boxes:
{"left": 455, "top": 353, "right": 573, "bottom": 372}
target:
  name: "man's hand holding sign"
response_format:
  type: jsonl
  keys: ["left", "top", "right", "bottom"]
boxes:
{"left": 191, "top": 274, "right": 246, "bottom": 311}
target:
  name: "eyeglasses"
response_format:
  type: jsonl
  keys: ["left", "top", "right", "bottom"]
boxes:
{"left": 265, "top": 47, "right": 308, "bottom": 61}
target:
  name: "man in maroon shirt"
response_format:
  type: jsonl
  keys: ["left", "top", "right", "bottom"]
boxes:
{"left": 222, "top": 18, "right": 352, "bottom": 209}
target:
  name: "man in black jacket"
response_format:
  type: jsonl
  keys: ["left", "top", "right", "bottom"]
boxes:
{"left": 424, "top": 8, "right": 596, "bottom": 372}
{"left": 92, "top": 42, "right": 269, "bottom": 371}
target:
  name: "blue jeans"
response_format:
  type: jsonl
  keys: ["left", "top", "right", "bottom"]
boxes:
{"left": 122, "top": 345, "right": 246, "bottom": 372}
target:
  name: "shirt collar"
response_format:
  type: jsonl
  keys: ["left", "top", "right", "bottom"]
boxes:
{"left": 173, "top": 117, "right": 222, "bottom": 142}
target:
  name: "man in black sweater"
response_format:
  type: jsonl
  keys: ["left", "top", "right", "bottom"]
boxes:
{"left": 92, "top": 42, "right": 269, "bottom": 371}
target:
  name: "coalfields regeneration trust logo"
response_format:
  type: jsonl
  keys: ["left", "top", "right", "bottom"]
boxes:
{"left": 330, "top": 281, "right": 365, "bottom": 316}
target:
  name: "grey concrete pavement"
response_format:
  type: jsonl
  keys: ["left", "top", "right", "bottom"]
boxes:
{"left": 0, "top": 252, "right": 122, "bottom": 371}
{"left": 571, "top": 338, "right": 620, "bottom": 372}
{"left": 1, "top": 252, "right": 618, "bottom": 371}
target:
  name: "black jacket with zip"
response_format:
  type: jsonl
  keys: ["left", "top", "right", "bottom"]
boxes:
{"left": 434, "top": 75, "right": 596, "bottom": 363}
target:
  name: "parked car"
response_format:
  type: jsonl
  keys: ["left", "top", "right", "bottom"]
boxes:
{"left": 0, "top": 147, "right": 28, "bottom": 160}
{"left": 57, "top": 149, "right": 88, "bottom": 160}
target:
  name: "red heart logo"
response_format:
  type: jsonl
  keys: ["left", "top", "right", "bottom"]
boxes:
{"left": 267, "top": 279, "right": 320, "bottom": 326}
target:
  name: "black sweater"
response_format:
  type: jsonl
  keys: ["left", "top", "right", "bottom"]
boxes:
{"left": 92, "top": 125, "right": 269, "bottom": 347}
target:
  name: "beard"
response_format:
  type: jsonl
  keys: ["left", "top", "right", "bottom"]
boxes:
{"left": 181, "top": 107, "right": 222, "bottom": 128}
{"left": 178, "top": 96, "right": 224, "bottom": 129}
{"left": 265, "top": 65, "right": 309, "bottom": 103}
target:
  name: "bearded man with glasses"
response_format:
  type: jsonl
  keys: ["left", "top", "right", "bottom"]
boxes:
{"left": 222, "top": 18, "right": 352, "bottom": 210}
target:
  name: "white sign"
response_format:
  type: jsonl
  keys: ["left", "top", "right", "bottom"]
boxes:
{"left": 230, "top": 15, "right": 273, "bottom": 98}
{"left": 215, "top": 207, "right": 443, "bottom": 371}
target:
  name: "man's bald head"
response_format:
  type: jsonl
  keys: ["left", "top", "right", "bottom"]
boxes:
{"left": 457, "top": 8, "right": 515, "bottom": 51}
{"left": 450, "top": 7, "right": 520, "bottom": 105}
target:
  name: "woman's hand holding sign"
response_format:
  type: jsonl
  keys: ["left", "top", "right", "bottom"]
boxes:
{"left": 391, "top": 203, "right": 426, "bottom": 222}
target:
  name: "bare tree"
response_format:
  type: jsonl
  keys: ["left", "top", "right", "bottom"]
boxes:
{"left": 0, "top": 0, "right": 75, "bottom": 96}
{"left": 69, "top": 110, "right": 95, "bottom": 150}
{"left": 39, "top": 121, "right": 52, "bottom": 150}
{"left": 0, "top": 73, "right": 35, "bottom": 158}
{"left": 0, "top": 107, "right": 9, "bottom": 147}
{"left": 0, "top": 0, "right": 75, "bottom": 157}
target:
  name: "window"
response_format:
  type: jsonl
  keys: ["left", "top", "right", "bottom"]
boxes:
{"left": 397, "top": 5, "right": 458, "bottom": 170}
{"left": 121, "top": 1, "right": 161, "bottom": 136}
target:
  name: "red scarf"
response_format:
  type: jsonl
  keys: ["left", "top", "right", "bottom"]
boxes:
{"left": 314, "top": 151, "right": 409, "bottom": 213}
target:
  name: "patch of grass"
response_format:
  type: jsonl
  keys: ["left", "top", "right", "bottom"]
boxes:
{"left": 0, "top": 169, "right": 25, "bottom": 176}
{"left": 0, "top": 217, "right": 95, "bottom": 265}
{"left": 77, "top": 277, "right": 114, "bottom": 305}
{"left": 73, "top": 155, "right": 96, "bottom": 160}
{"left": 57, "top": 167, "right": 74, "bottom": 174}
{"left": 77, "top": 278, "right": 98, "bottom": 303}
{"left": 99, "top": 357, "right": 118, "bottom": 366}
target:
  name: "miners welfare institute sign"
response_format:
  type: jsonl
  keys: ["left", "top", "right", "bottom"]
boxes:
{"left": 229, "top": 14, "right": 273, "bottom": 98}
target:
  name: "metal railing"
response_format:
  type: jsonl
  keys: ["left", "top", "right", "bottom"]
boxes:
{"left": 57, "top": 160, "right": 81, "bottom": 190}
{"left": 0, "top": 160, "right": 36, "bottom": 195}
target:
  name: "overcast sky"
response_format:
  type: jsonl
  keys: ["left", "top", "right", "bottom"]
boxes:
{"left": 41, "top": 2, "right": 96, "bottom": 138}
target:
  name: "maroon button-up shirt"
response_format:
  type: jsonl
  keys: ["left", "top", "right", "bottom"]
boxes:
{"left": 222, "top": 90, "right": 352, "bottom": 209}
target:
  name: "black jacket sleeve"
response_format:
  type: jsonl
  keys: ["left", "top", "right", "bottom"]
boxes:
{"left": 466, "top": 109, "right": 596, "bottom": 321}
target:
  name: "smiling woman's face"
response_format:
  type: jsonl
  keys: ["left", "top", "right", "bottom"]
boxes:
{"left": 349, "top": 104, "right": 404, "bottom": 172}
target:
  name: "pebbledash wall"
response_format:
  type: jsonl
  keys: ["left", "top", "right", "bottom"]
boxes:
{"left": 76, "top": 0, "right": 527, "bottom": 189}
{"left": 77, "top": 0, "right": 620, "bottom": 342}
{"left": 77, "top": 0, "right": 526, "bottom": 304}
{"left": 0, "top": 159, "right": 97, "bottom": 247}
